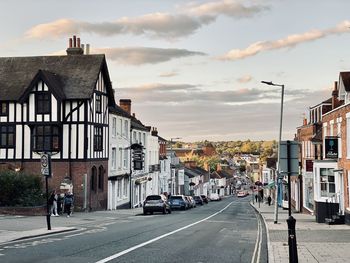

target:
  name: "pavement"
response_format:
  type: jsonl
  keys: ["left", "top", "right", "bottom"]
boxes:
{"left": 0, "top": 208, "right": 143, "bottom": 244}
{"left": 251, "top": 200, "right": 350, "bottom": 263}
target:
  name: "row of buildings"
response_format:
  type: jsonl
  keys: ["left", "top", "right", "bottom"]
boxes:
{"left": 0, "top": 36, "right": 236, "bottom": 212}
{"left": 259, "top": 72, "right": 350, "bottom": 225}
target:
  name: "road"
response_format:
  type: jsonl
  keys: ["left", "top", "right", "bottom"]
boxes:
{"left": 0, "top": 196, "right": 267, "bottom": 263}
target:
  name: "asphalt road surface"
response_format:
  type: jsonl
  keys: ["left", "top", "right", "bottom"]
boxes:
{"left": 0, "top": 196, "right": 267, "bottom": 263}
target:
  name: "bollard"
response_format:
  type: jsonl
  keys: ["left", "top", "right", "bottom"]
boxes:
{"left": 287, "top": 215, "right": 298, "bottom": 263}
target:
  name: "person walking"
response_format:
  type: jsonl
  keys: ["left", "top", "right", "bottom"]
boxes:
{"left": 64, "top": 191, "right": 74, "bottom": 217}
{"left": 49, "top": 190, "right": 58, "bottom": 216}
{"left": 255, "top": 194, "right": 258, "bottom": 203}
{"left": 267, "top": 195, "right": 272, "bottom": 206}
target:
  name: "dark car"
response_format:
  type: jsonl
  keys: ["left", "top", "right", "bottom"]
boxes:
{"left": 143, "top": 194, "right": 171, "bottom": 215}
{"left": 193, "top": 195, "right": 204, "bottom": 205}
{"left": 200, "top": 195, "right": 209, "bottom": 204}
{"left": 168, "top": 195, "right": 188, "bottom": 210}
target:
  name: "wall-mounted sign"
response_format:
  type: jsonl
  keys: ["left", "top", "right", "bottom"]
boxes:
{"left": 40, "top": 153, "right": 51, "bottom": 177}
{"left": 325, "top": 137, "right": 338, "bottom": 159}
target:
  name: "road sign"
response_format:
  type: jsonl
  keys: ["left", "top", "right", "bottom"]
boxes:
{"left": 279, "top": 140, "right": 299, "bottom": 175}
{"left": 41, "top": 154, "right": 51, "bottom": 177}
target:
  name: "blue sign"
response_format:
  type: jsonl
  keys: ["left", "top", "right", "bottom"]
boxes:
{"left": 325, "top": 137, "right": 338, "bottom": 159}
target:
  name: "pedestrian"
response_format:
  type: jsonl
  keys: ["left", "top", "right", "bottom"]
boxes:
{"left": 64, "top": 191, "right": 74, "bottom": 217}
{"left": 49, "top": 190, "right": 58, "bottom": 216}
{"left": 267, "top": 195, "right": 272, "bottom": 206}
{"left": 57, "top": 192, "right": 64, "bottom": 215}
{"left": 255, "top": 194, "right": 258, "bottom": 203}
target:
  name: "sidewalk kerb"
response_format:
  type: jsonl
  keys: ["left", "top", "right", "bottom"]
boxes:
{"left": 250, "top": 201, "right": 272, "bottom": 263}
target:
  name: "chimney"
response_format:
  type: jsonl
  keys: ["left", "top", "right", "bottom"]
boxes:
{"left": 151, "top": 127, "right": 158, "bottom": 136}
{"left": 332, "top": 81, "right": 339, "bottom": 110}
{"left": 303, "top": 117, "right": 307, "bottom": 126}
{"left": 119, "top": 99, "right": 131, "bottom": 114}
{"left": 66, "top": 35, "right": 84, "bottom": 55}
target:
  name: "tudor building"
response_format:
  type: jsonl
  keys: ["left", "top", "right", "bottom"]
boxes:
{"left": 0, "top": 36, "right": 115, "bottom": 211}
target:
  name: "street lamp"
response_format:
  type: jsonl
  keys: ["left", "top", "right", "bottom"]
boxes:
{"left": 261, "top": 81, "right": 284, "bottom": 224}
{"left": 169, "top": 137, "right": 181, "bottom": 195}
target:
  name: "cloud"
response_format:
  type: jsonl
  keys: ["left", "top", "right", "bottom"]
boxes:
{"left": 237, "top": 75, "right": 252, "bottom": 83}
{"left": 93, "top": 47, "right": 205, "bottom": 65}
{"left": 25, "top": 1, "right": 267, "bottom": 40}
{"left": 121, "top": 87, "right": 329, "bottom": 141}
{"left": 219, "top": 20, "right": 350, "bottom": 60}
{"left": 159, "top": 71, "right": 179, "bottom": 78}
{"left": 116, "top": 82, "right": 314, "bottom": 105}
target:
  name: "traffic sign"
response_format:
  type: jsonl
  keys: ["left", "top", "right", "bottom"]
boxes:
{"left": 41, "top": 154, "right": 51, "bottom": 177}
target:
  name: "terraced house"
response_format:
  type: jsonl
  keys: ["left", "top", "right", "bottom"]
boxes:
{"left": 0, "top": 36, "right": 115, "bottom": 211}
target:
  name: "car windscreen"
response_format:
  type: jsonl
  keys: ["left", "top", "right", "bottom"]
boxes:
{"left": 169, "top": 196, "right": 183, "bottom": 200}
{"left": 146, "top": 195, "right": 161, "bottom": 200}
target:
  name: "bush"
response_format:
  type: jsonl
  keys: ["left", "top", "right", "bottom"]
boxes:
{"left": 0, "top": 170, "right": 44, "bottom": 207}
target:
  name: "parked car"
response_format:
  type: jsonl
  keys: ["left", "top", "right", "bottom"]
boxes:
{"left": 168, "top": 195, "right": 188, "bottom": 210}
{"left": 200, "top": 195, "right": 209, "bottom": 204}
{"left": 143, "top": 194, "right": 171, "bottom": 215}
{"left": 188, "top": 196, "right": 196, "bottom": 208}
{"left": 193, "top": 195, "right": 204, "bottom": 205}
{"left": 209, "top": 193, "right": 221, "bottom": 201}
{"left": 184, "top": 196, "right": 193, "bottom": 209}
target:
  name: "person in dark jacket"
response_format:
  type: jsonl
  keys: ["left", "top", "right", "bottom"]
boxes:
{"left": 267, "top": 196, "right": 272, "bottom": 206}
{"left": 64, "top": 191, "right": 74, "bottom": 217}
{"left": 49, "top": 190, "right": 58, "bottom": 216}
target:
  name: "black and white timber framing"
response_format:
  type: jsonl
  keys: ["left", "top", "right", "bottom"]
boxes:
{"left": 0, "top": 55, "right": 114, "bottom": 161}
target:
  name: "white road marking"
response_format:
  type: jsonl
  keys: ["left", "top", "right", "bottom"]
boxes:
{"left": 251, "top": 213, "right": 262, "bottom": 263}
{"left": 95, "top": 202, "right": 234, "bottom": 263}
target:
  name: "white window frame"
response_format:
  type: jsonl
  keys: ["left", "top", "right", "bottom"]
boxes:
{"left": 123, "top": 119, "right": 128, "bottom": 137}
{"left": 123, "top": 149, "right": 128, "bottom": 169}
{"left": 118, "top": 148, "right": 123, "bottom": 170}
{"left": 337, "top": 117, "right": 342, "bottom": 158}
{"left": 111, "top": 147, "right": 116, "bottom": 170}
{"left": 323, "top": 123, "right": 328, "bottom": 159}
{"left": 112, "top": 117, "right": 116, "bottom": 137}
{"left": 346, "top": 113, "right": 350, "bottom": 159}
{"left": 119, "top": 119, "right": 123, "bottom": 136}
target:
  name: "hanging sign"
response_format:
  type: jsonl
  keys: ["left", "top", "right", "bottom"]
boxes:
{"left": 325, "top": 136, "right": 338, "bottom": 159}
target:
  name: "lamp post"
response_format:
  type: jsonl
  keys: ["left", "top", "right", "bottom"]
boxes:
{"left": 169, "top": 137, "right": 181, "bottom": 195}
{"left": 261, "top": 81, "right": 284, "bottom": 224}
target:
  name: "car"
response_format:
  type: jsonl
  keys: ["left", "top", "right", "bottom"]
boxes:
{"left": 168, "top": 195, "right": 188, "bottom": 210}
{"left": 209, "top": 193, "right": 221, "bottom": 201}
{"left": 237, "top": 190, "right": 249, "bottom": 197}
{"left": 143, "top": 194, "right": 171, "bottom": 215}
{"left": 184, "top": 196, "right": 193, "bottom": 209}
{"left": 187, "top": 196, "right": 196, "bottom": 208}
{"left": 200, "top": 195, "right": 209, "bottom": 204}
{"left": 193, "top": 195, "right": 204, "bottom": 205}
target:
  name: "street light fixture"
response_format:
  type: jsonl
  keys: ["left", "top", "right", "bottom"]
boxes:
{"left": 169, "top": 137, "right": 181, "bottom": 195}
{"left": 261, "top": 81, "right": 284, "bottom": 224}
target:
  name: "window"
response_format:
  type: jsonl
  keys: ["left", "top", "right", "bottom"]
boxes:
{"left": 123, "top": 149, "right": 128, "bottom": 169}
{"left": 0, "top": 125, "right": 15, "bottom": 148}
{"left": 33, "top": 125, "right": 59, "bottom": 152}
{"left": 123, "top": 178, "right": 128, "bottom": 196}
{"left": 94, "top": 126, "right": 103, "bottom": 151}
{"left": 112, "top": 117, "right": 116, "bottom": 137}
{"left": 98, "top": 166, "right": 104, "bottom": 190}
{"left": 118, "top": 148, "right": 123, "bottom": 170}
{"left": 35, "top": 92, "right": 51, "bottom": 114}
{"left": 119, "top": 119, "right": 122, "bottom": 136}
{"left": 0, "top": 102, "right": 8, "bottom": 116}
{"left": 124, "top": 120, "right": 128, "bottom": 137}
{"left": 347, "top": 117, "right": 350, "bottom": 158}
{"left": 91, "top": 166, "right": 97, "bottom": 192}
{"left": 117, "top": 179, "right": 122, "bottom": 198}
{"left": 111, "top": 148, "right": 116, "bottom": 169}
{"left": 96, "top": 94, "right": 102, "bottom": 113}
{"left": 320, "top": 168, "right": 335, "bottom": 197}
{"left": 133, "top": 131, "right": 136, "bottom": 143}
{"left": 337, "top": 118, "right": 342, "bottom": 158}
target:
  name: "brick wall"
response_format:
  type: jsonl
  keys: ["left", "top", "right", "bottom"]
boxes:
{"left": 3, "top": 160, "right": 108, "bottom": 212}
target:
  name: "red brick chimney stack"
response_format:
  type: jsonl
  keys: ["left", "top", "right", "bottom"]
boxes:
{"left": 332, "top": 81, "right": 339, "bottom": 110}
{"left": 66, "top": 35, "right": 84, "bottom": 55}
{"left": 119, "top": 99, "right": 131, "bottom": 115}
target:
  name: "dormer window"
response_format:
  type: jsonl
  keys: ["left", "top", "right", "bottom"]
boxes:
{"left": 36, "top": 92, "right": 51, "bottom": 114}
{"left": 0, "top": 102, "right": 8, "bottom": 116}
{"left": 96, "top": 94, "right": 102, "bottom": 113}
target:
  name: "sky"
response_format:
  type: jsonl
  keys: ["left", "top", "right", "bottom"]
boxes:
{"left": 1, "top": 0, "right": 350, "bottom": 142}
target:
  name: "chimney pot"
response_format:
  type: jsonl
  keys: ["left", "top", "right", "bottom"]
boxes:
{"left": 73, "top": 35, "right": 77, "bottom": 47}
{"left": 66, "top": 35, "right": 84, "bottom": 55}
{"left": 119, "top": 99, "right": 132, "bottom": 115}
{"left": 69, "top": 38, "right": 72, "bottom": 48}
{"left": 77, "top": 37, "right": 81, "bottom": 48}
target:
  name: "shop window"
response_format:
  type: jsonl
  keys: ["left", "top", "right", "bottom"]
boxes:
{"left": 320, "top": 168, "right": 335, "bottom": 197}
